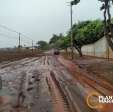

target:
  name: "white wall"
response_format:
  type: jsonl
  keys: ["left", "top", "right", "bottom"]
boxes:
{"left": 81, "top": 37, "right": 113, "bottom": 59}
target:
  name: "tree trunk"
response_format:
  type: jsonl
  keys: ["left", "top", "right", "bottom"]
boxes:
{"left": 65, "top": 48, "right": 68, "bottom": 55}
{"left": 106, "top": 36, "right": 113, "bottom": 51}
{"left": 103, "top": 3, "right": 113, "bottom": 51}
{"left": 77, "top": 47, "right": 83, "bottom": 57}
{"left": 73, "top": 45, "right": 83, "bottom": 57}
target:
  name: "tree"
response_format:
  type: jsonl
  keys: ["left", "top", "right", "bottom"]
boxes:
{"left": 68, "top": 20, "right": 104, "bottom": 56}
{"left": 99, "top": 0, "right": 113, "bottom": 51}
{"left": 49, "top": 20, "right": 104, "bottom": 57}
{"left": 53, "top": 36, "right": 70, "bottom": 52}
{"left": 60, "top": 37, "right": 70, "bottom": 52}
{"left": 49, "top": 34, "right": 63, "bottom": 44}
{"left": 49, "top": 33, "right": 70, "bottom": 53}
{"left": 37, "top": 41, "right": 49, "bottom": 50}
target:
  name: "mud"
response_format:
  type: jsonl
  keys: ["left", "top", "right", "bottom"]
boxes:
{"left": 74, "top": 57, "right": 113, "bottom": 84}
{"left": 0, "top": 57, "right": 52, "bottom": 112}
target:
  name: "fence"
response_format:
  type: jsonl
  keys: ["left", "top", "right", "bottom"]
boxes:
{"left": 81, "top": 37, "right": 113, "bottom": 59}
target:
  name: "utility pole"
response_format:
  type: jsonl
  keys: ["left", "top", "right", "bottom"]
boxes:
{"left": 70, "top": 3, "right": 74, "bottom": 59}
{"left": 107, "top": 40, "right": 110, "bottom": 61}
{"left": 32, "top": 40, "right": 34, "bottom": 53}
{"left": 0, "top": 76, "right": 2, "bottom": 90}
{"left": 69, "top": 0, "right": 80, "bottom": 59}
{"left": 18, "top": 33, "right": 21, "bottom": 48}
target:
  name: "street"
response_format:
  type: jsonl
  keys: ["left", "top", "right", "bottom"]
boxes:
{"left": 0, "top": 55, "right": 113, "bottom": 112}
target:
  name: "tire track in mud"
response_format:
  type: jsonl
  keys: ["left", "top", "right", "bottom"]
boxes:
{"left": 46, "top": 56, "right": 74, "bottom": 112}
{"left": 30, "top": 56, "right": 52, "bottom": 112}
{"left": 47, "top": 56, "right": 94, "bottom": 112}
{"left": 2, "top": 55, "right": 110, "bottom": 112}
{"left": 58, "top": 56, "right": 113, "bottom": 112}
{"left": 0, "top": 58, "right": 40, "bottom": 76}
{"left": 0, "top": 57, "right": 39, "bottom": 69}
{"left": 59, "top": 56, "right": 113, "bottom": 96}
{"left": 0, "top": 57, "right": 50, "bottom": 112}
{"left": 46, "top": 56, "right": 113, "bottom": 112}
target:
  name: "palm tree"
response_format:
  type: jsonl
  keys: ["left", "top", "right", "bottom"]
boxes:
{"left": 99, "top": 0, "right": 113, "bottom": 51}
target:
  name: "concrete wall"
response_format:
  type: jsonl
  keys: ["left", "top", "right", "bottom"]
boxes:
{"left": 81, "top": 37, "right": 113, "bottom": 59}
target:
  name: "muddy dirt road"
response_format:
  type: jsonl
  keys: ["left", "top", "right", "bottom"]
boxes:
{"left": 0, "top": 55, "right": 113, "bottom": 112}
{"left": 0, "top": 57, "right": 52, "bottom": 112}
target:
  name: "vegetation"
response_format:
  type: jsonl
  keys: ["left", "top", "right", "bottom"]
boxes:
{"left": 37, "top": 20, "right": 105, "bottom": 57}
{"left": 49, "top": 34, "right": 63, "bottom": 44}
{"left": 37, "top": 41, "right": 49, "bottom": 50}
{"left": 36, "top": 0, "right": 113, "bottom": 58}
{"left": 37, "top": 0, "right": 113, "bottom": 57}
{"left": 37, "top": 0, "right": 113, "bottom": 58}
{"left": 72, "top": 20, "right": 104, "bottom": 56}
{"left": 48, "top": 20, "right": 104, "bottom": 56}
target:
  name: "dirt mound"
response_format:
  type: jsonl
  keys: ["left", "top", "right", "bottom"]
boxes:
{"left": 87, "top": 62, "right": 113, "bottom": 74}
{"left": 85, "top": 61, "right": 113, "bottom": 84}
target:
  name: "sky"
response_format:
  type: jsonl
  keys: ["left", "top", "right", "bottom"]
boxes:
{"left": 0, "top": 0, "right": 113, "bottom": 48}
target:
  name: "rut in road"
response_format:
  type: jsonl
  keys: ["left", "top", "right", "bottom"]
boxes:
{"left": 58, "top": 56, "right": 113, "bottom": 112}
{"left": 43, "top": 56, "right": 71, "bottom": 112}
{"left": 0, "top": 57, "right": 53, "bottom": 112}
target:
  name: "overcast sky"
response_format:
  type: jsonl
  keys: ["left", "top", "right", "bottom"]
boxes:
{"left": 0, "top": 0, "right": 113, "bottom": 48}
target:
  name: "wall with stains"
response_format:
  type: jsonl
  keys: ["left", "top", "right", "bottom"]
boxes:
{"left": 81, "top": 37, "right": 113, "bottom": 59}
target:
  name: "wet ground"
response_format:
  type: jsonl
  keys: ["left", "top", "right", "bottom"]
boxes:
{"left": 0, "top": 57, "right": 53, "bottom": 112}
{"left": 0, "top": 55, "right": 113, "bottom": 112}
{"left": 74, "top": 57, "right": 113, "bottom": 84}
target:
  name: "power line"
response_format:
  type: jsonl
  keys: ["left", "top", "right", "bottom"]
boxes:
{"left": 0, "top": 32, "right": 18, "bottom": 39}
{"left": 0, "top": 24, "right": 37, "bottom": 47}
{"left": 0, "top": 33, "right": 30, "bottom": 45}
{"left": 20, "top": 32, "right": 36, "bottom": 42}
{"left": 0, "top": 24, "right": 19, "bottom": 34}
{"left": 0, "top": 24, "right": 36, "bottom": 41}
